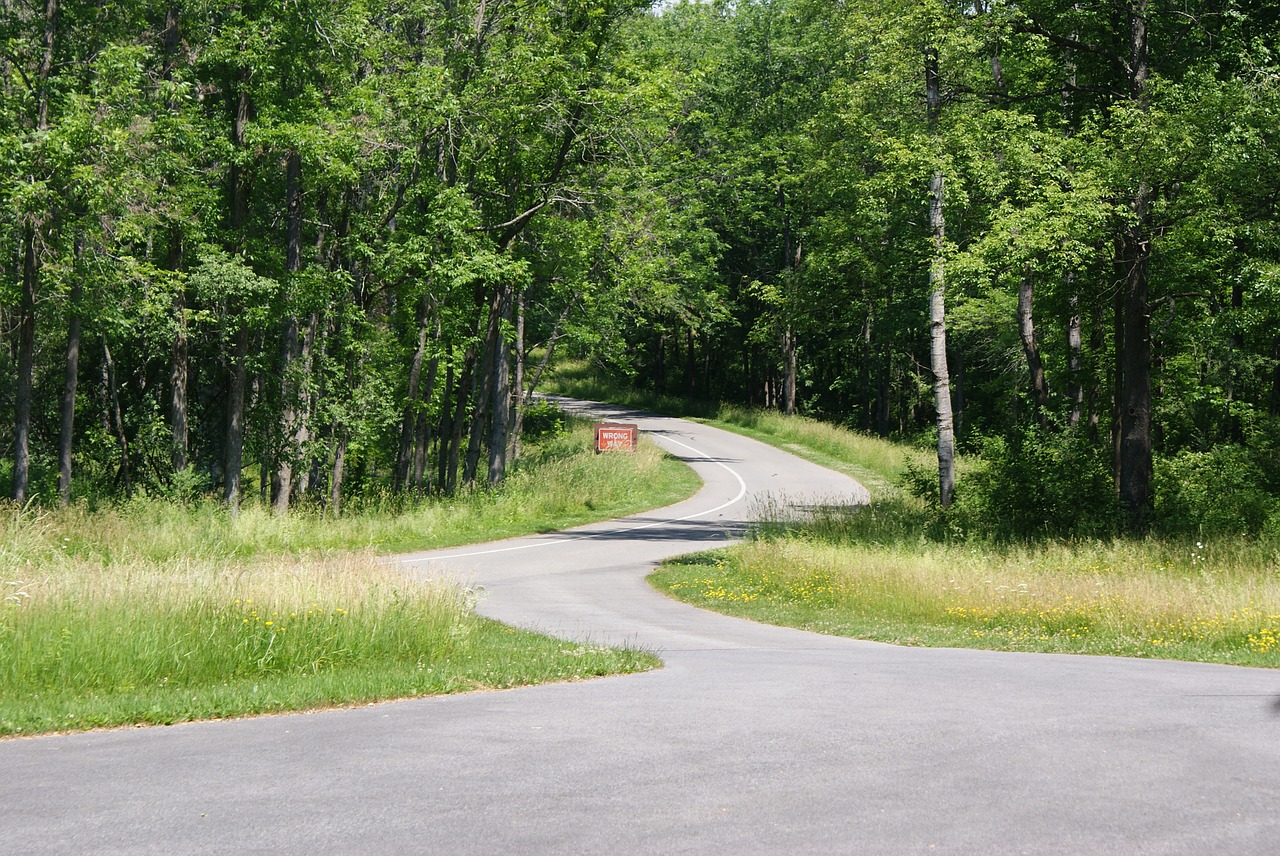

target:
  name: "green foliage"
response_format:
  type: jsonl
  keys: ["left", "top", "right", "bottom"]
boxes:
{"left": 953, "top": 424, "right": 1120, "bottom": 540}
{"left": 3, "top": 0, "right": 1280, "bottom": 537}
{"left": 158, "top": 466, "right": 213, "bottom": 505}
{"left": 1154, "top": 447, "right": 1276, "bottom": 538}
{"left": 521, "top": 399, "right": 569, "bottom": 442}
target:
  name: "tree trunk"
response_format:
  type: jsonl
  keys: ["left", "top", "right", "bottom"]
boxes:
{"left": 876, "top": 343, "right": 892, "bottom": 438}
{"left": 57, "top": 274, "right": 82, "bottom": 506}
{"left": 1115, "top": 3, "right": 1153, "bottom": 531}
{"left": 329, "top": 427, "right": 348, "bottom": 516}
{"left": 411, "top": 320, "right": 442, "bottom": 493}
{"left": 36, "top": 0, "right": 57, "bottom": 132}
{"left": 1116, "top": 189, "right": 1153, "bottom": 531}
{"left": 928, "top": 205, "right": 956, "bottom": 509}
{"left": 411, "top": 378, "right": 435, "bottom": 494}
{"left": 1018, "top": 272, "right": 1050, "bottom": 415}
{"left": 655, "top": 333, "right": 665, "bottom": 394}
{"left": 702, "top": 341, "right": 711, "bottom": 399}
{"left": 411, "top": 412, "right": 432, "bottom": 494}
{"left": 686, "top": 327, "right": 696, "bottom": 397}
{"left": 0, "top": 0, "right": 10, "bottom": 100}
{"left": 1066, "top": 288, "right": 1083, "bottom": 429}
{"left": 782, "top": 326, "right": 797, "bottom": 416}
{"left": 1088, "top": 299, "right": 1104, "bottom": 441}
{"left": 224, "top": 324, "right": 249, "bottom": 514}
{"left": 274, "top": 151, "right": 304, "bottom": 515}
{"left": 294, "top": 312, "right": 317, "bottom": 496}
{"left": 224, "top": 81, "right": 253, "bottom": 515}
{"left": 780, "top": 187, "right": 798, "bottom": 417}
{"left": 525, "top": 296, "right": 575, "bottom": 401}
{"left": 162, "top": 6, "right": 180, "bottom": 83}
{"left": 102, "top": 340, "right": 132, "bottom": 497}
{"left": 465, "top": 298, "right": 500, "bottom": 486}
{"left": 488, "top": 286, "right": 513, "bottom": 485}
{"left": 860, "top": 312, "right": 873, "bottom": 431}
{"left": 395, "top": 298, "right": 431, "bottom": 491}
{"left": 162, "top": 9, "right": 188, "bottom": 475}
{"left": 13, "top": 0, "right": 57, "bottom": 504}
{"left": 1111, "top": 277, "right": 1124, "bottom": 491}
{"left": 926, "top": 47, "right": 956, "bottom": 508}
{"left": 1225, "top": 278, "right": 1244, "bottom": 441}
{"left": 14, "top": 226, "right": 37, "bottom": 504}
{"left": 328, "top": 347, "right": 361, "bottom": 516}
{"left": 1271, "top": 337, "right": 1280, "bottom": 417}
{"left": 272, "top": 308, "right": 302, "bottom": 514}
{"left": 447, "top": 348, "right": 476, "bottom": 493}
{"left": 507, "top": 291, "right": 525, "bottom": 465}
{"left": 170, "top": 236, "right": 189, "bottom": 473}
{"left": 299, "top": 190, "right": 333, "bottom": 501}
{"left": 437, "top": 360, "right": 455, "bottom": 492}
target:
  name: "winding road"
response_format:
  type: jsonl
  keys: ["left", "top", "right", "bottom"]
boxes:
{"left": 4, "top": 398, "right": 1278, "bottom": 854}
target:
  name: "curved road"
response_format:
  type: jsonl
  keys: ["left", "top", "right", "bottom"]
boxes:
{"left": 3, "top": 399, "right": 1278, "bottom": 854}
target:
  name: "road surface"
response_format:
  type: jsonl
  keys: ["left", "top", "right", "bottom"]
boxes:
{"left": 3, "top": 398, "right": 1277, "bottom": 854}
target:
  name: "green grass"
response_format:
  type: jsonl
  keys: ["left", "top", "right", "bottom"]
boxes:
{"left": 544, "top": 360, "right": 1280, "bottom": 667}
{"left": 0, "top": 422, "right": 693, "bottom": 736}
{"left": 2, "top": 554, "right": 659, "bottom": 736}
{"left": 651, "top": 538, "right": 1280, "bottom": 667}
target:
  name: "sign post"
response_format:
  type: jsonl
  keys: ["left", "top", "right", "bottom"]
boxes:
{"left": 594, "top": 422, "right": 638, "bottom": 453}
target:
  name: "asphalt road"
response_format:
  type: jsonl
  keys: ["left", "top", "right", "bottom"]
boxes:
{"left": 3, "top": 398, "right": 1278, "bottom": 855}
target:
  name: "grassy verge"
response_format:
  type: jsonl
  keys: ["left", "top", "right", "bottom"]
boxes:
{"left": 546, "top": 361, "right": 1280, "bottom": 667}
{"left": 2, "top": 554, "right": 658, "bottom": 736}
{"left": 0, "top": 423, "right": 694, "bottom": 736}
{"left": 651, "top": 538, "right": 1280, "bottom": 667}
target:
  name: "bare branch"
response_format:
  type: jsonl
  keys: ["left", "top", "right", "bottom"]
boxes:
{"left": 471, "top": 199, "right": 549, "bottom": 235}
{"left": 1015, "top": 19, "right": 1129, "bottom": 78}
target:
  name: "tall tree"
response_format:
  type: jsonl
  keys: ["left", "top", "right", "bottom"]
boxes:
{"left": 925, "top": 44, "right": 957, "bottom": 508}
{"left": 11, "top": 0, "right": 58, "bottom": 503}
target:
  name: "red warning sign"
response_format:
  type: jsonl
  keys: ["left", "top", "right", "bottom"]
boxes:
{"left": 595, "top": 422, "right": 638, "bottom": 453}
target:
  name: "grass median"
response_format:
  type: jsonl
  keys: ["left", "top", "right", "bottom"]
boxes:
{"left": 0, "top": 422, "right": 695, "bottom": 737}
{"left": 652, "top": 535, "right": 1280, "bottom": 667}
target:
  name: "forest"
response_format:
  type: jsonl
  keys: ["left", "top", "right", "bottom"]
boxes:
{"left": 3, "top": 0, "right": 1279, "bottom": 537}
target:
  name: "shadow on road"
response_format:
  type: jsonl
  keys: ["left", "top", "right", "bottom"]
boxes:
{"left": 573, "top": 516, "right": 749, "bottom": 544}
{"left": 666, "top": 455, "right": 745, "bottom": 464}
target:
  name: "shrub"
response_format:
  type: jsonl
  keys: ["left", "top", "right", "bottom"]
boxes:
{"left": 1153, "top": 446, "right": 1275, "bottom": 537}
{"left": 521, "top": 399, "right": 568, "bottom": 441}
{"left": 957, "top": 424, "right": 1119, "bottom": 540}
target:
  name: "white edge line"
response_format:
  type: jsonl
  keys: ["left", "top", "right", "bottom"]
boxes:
{"left": 388, "top": 433, "right": 748, "bottom": 564}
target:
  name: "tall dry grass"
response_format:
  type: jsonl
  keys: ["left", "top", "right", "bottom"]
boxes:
{"left": 655, "top": 517, "right": 1280, "bottom": 665}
